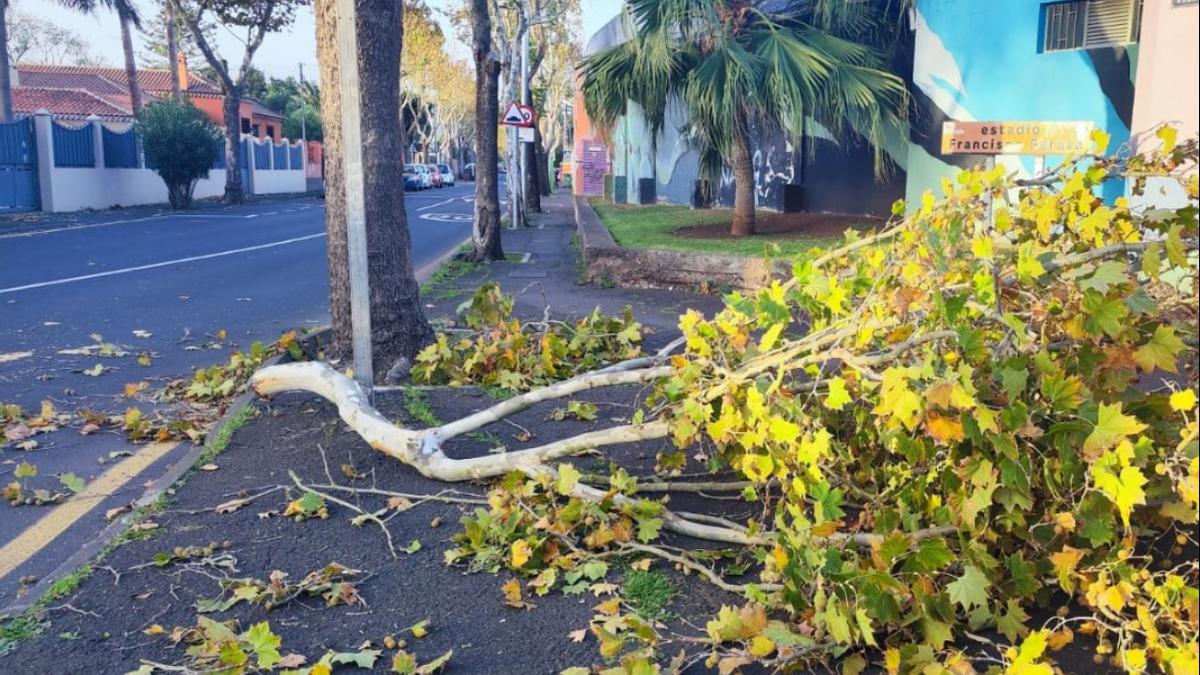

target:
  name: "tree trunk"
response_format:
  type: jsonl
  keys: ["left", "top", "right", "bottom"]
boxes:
{"left": 469, "top": 0, "right": 504, "bottom": 262}
{"left": 0, "top": 0, "right": 13, "bottom": 122}
{"left": 222, "top": 87, "right": 245, "bottom": 203}
{"left": 314, "top": 0, "right": 351, "bottom": 361}
{"left": 730, "top": 126, "right": 755, "bottom": 237}
{"left": 166, "top": 0, "right": 183, "bottom": 103}
{"left": 323, "top": 0, "right": 434, "bottom": 375}
{"left": 119, "top": 9, "right": 144, "bottom": 116}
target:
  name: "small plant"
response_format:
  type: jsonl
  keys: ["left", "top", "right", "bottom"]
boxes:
{"left": 135, "top": 99, "right": 223, "bottom": 209}
{"left": 621, "top": 569, "right": 675, "bottom": 621}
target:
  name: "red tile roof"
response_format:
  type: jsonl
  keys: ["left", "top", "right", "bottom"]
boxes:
{"left": 16, "top": 64, "right": 223, "bottom": 98}
{"left": 247, "top": 98, "right": 285, "bottom": 120}
{"left": 12, "top": 87, "right": 133, "bottom": 121}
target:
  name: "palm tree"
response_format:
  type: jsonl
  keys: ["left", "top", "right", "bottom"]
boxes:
{"left": 580, "top": 0, "right": 909, "bottom": 237}
{"left": 61, "top": 0, "right": 143, "bottom": 114}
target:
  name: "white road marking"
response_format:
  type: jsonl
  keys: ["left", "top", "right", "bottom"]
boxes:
{"left": 0, "top": 233, "right": 326, "bottom": 295}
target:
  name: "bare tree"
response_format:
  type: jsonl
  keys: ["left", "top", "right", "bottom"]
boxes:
{"left": 315, "top": 0, "right": 434, "bottom": 374}
{"left": 172, "top": 0, "right": 304, "bottom": 203}
{"left": 468, "top": 0, "right": 503, "bottom": 262}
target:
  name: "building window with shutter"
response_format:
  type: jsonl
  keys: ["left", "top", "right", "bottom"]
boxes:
{"left": 1042, "top": 0, "right": 1142, "bottom": 52}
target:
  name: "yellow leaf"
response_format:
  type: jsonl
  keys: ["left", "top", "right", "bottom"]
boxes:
{"left": 741, "top": 454, "right": 774, "bottom": 481}
{"left": 1007, "top": 630, "right": 1054, "bottom": 675}
{"left": 1156, "top": 125, "right": 1178, "bottom": 153}
{"left": 1090, "top": 129, "right": 1111, "bottom": 154}
{"left": 884, "top": 648, "right": 901, "bottom": 675}
{"left": 926, "top": 414, "right": 965, "bottom": 445}
{"left": 143, "top": 624, "right": 165, "bottom": 636}
{"left": 971, "top": 235, "right": 994, "bottom": 260}
{"left": 1170, "top": 389, "right": 1197, "bottom": 412}
{"left": 500, "top": 579, "right": 526, "bottom": 608}
{"left": 749, "top": 635, "right": 775, "bottom": 658}
{"left": 510, "top": 540, "right": 532, "bottom": 568}
{"left": 767, "top": 416, "right": 801, "bottom": 445}
{"left": 1045, "top": 627, "right": 1073, "bottom": 651}
{"left": 1053, "top": 512, "right": 1076, "bottom": 532}
{"left": 824, "top": 376, "right": 852, "bottom": 411}
{"left": 1050, "top": 546, "right": 1084, "bottom": 593}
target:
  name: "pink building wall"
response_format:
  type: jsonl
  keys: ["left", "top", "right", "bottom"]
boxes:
{"left": 1131, "top": 0, "right": 1199, "bottom": 142}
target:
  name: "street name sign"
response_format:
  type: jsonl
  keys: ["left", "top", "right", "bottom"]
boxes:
{"left": 941, "top": 121, "right": 1094, "bottom": 155}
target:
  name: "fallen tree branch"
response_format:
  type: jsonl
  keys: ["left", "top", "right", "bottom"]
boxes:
{"left": 620, "top": 542, "right": 782, "bottom": 594}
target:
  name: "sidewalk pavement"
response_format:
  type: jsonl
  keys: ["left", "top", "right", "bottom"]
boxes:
{"left": 421, "top": 190, "right": 725, "bottom": 347}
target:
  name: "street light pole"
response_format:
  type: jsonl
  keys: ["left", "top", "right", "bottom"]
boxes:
{"left": 298, "top": 62, "right": 308, "bottom": 147}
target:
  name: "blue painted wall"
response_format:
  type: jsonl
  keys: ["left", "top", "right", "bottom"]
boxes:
{"left": 908, "top": 0, "right": 1138, "bottom": 203}
{"left": 585, "top": 1, "right": 1141, "bottom": 215}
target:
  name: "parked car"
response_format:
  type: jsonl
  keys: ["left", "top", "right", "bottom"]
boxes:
{"left": 438, "top": 164, "right": 455, "bottom": 187}
{"left": 415, "top": 165, "right": 433, "bottom": 189}
{"left": 462, "top": 163, "right": 475, "bottom": 181}
{"left": 425, "top": 164, "right": 443, "bottom": 188}
{"left": 403, "top": 164, "right": 422, "bottom": 191}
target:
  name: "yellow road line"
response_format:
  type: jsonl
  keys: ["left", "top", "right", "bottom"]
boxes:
{"left": 0, "top": 441, "right": 179, "bottom": 579}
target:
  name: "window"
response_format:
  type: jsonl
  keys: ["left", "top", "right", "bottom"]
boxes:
{"left": 241, "top": 118, "right": 251, "bottom": 134}
{"left": 1042, "top": 0, "right": 1142, "bottom": 52}
{"left": 266, "top": 126, "right": 275, "bottom": 139}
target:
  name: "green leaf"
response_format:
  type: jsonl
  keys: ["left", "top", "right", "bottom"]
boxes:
{"left": 946, "top": 564, "right": 991, "bottom": 610}
{"left": 296, "top": 491, "right": 324, "bottom": 514}
{"left": 999, "top": 366, "right": 1028, "bottom": 401}
{"left": 403, "top": 540, "right": 422, "bottom": 554}
{"left": 555, "top": 464, "right": 581, "bottom": 495}
{"left": 326, "top": 648, "right": 383, "bottom": 668}
{"left": 996, "top": 598, "right": 1030, "bottom": 643}
{"left": 243, "top": 621, "right": 282, "bottom": 668}
{"left": 1165, "top": 223, "right": 1188, "bottom": 267}
{"left": 1081, "top": 291, "right": 1128, "bottom": 339}
{"left": 1078, "top": 260, "right": 1129, "bottom": 293}
{"left": 901, "top": 537, "right": 955, "bottom": 574}
{"left": 1083, "top": 403, "right": 1147, "bottom": 456}
{"left": 14, "top": 461, "right": 37, "bottom": 479}
{"left": 59, "top": 473, "right": 86, "bottom": 494}
{"left": 636, "top": 516, "right": 663, "bottom": 543}
{"left": 1133, "top": 324, "right": 1186, "bottom": 373}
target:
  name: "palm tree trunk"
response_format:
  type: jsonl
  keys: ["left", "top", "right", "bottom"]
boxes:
{"left": 730, "top": 125, "right": 755, "bottom": 237}
{"left": 0, "top": 0, "right": 14, "bottom": 122}
{"left": 166, "top": 0, "right": 182, "bottom": 103}
{"left": 469, "top": 0, "right": 503, "bottom": 262}
{"left": 119, "top": 8, "right": 143, "bottom": 115}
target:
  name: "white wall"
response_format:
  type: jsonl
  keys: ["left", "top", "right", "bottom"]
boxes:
{"left": 248, "top": 167, "right": 306, "bottom": 195}
{"left": 32, "top": 113, "right": 307, "bottom": 212}
{"left": 43, "top": 168, "right": 228, "bottom": 212}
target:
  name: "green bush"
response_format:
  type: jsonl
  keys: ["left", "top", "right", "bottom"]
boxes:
{"left": 135, "top": 100, "right": 223, "bottom": 209}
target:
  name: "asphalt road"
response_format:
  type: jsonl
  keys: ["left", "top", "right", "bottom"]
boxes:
{"left": 0, "top": 182, "right": 478, "bottom": 604}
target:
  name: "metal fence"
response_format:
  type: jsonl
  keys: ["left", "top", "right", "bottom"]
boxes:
{"left": 289, "top": 144, "right": 303, "bottom": 171}
{"left": 52, "top": 122, "right": 94, "bottom": 167}
{"left": 272, "top": 143, "right": 288, "bottom": 170}
{"left": 0, "top": 117, "right": 40, "bottom": 212}
{"left": 211, "top": 139, "right": 226, "bottom": 169}
{"left": 253, "top": 141, "right": 270, "bottom": 169}
{"left": 102, "top": 127, "right": 139, "bottom": 168}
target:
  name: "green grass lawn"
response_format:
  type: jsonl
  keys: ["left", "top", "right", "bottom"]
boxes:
{"left": 590, "top": 198, "right": 846, "bottom": 258}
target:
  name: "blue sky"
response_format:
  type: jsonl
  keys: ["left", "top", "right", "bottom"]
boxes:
{"left": 12, "top": 0, "right": 622, "bottom": 81}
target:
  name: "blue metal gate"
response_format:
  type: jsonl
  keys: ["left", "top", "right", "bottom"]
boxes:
{"left": 0, "top": 118, "right": 40, "bottom": 212}
{"left": 239, "top": 138, "right": 250, "bottom": 192}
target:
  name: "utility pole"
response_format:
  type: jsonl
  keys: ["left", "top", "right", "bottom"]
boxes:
{"left": 518, "top": 15, "right": 529, "bottom": 225}
{"left": 334, "top": 0, "right": 373, "bottom": 390}
{"left": 298, "top": 63, "right": 308, "bottom": 147}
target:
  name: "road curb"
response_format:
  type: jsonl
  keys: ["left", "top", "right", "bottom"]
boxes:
{"left": 0, "top": 329, "right": 329, "bottom": 618}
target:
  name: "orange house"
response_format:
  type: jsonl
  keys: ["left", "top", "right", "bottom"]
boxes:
{"left": 14, "top": 58, "right": 286, "bottom": 140}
